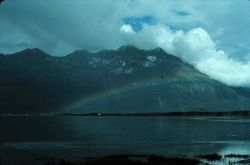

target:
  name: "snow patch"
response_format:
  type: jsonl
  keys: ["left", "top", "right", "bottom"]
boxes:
{"left": 114, "top": 67, "right": 134, "bottom": 74}
{"left": 89, "top": 57, "right": 110, "bottom": 65}
{"left": 146, "top": 56, "right": 157, "bottom": 62}
{"left": 143, "top": 61, "right": 155, "bottom": 67}
{"left": 122, "top": 61, "right": 126, "bottom": 67}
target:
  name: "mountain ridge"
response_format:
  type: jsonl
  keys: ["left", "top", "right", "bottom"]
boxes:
{"left": 0, "top": 46, "right": 250, "bottom": 114}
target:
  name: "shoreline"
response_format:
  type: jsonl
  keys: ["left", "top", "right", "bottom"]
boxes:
{"left": 1, "top": 153, "right": 250, "bottom": 165}
{"left": 58, "top": 111, "right": 250, "bottom": 117}
{"left": 2, "top": 110, "right": 250, "bottom": 117}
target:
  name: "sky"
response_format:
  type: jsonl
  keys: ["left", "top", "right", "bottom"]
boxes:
{"left": 1, "top": 0, "right": 250, "bottom": 87}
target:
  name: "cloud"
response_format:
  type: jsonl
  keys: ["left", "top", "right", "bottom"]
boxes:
{"left": 0, "top": 0, "right": 211, "bottom": 55}
{"left": 122, "top": 24, "right": 250, "bottom": 87}
{"left": 171, "top": 27, "right": 250, "bottom": 87}
{"left": 120, "top": 24, "right": 135, "bottom": 34}
{"left": 0, "top": 0, "right": 127, "bottom": 55}
{"left": 1, "top": 0, "right": 250, "bottom": 86}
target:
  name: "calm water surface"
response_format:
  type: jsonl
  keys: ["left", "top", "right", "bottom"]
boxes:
{"left": 1, "top": 116, "right": 250, "bottom": 163}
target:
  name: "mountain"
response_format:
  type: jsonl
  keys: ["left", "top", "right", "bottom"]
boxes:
{"left": 0, "top": 46, "right": 250, "bottom": 114}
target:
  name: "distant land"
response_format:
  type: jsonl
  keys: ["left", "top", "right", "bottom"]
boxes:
{"left": 57, "top": 111, "right": 250, "bottom": 117}
{"left": 1, "top": 45, "right": 250, "bottom": 114}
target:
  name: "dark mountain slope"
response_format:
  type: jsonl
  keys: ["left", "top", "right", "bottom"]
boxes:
{"left": 0, "top": 46, "right": 250, "bottom": 114}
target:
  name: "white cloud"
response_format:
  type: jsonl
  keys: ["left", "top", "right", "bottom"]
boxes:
{"left": 120, "top": 24, "right": 135, "bottom": 34}
{"left": 173, "top": 28, "right": 250, "bottom": 87}
{"left": 126, "top": 24, "right": 250, "bottom": 87}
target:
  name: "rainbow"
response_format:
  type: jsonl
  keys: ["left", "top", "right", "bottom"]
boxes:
{"left": 61, "top": 74, "right": 175, "bottom": 112}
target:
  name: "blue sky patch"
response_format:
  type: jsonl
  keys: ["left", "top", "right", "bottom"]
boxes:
{"left": 122, "top": 15, "right": 157, "bottom": 32}
{"left": 168, "top": 24, "right": 196, "bottom": 31}
{"left": 167, "top": 22, "right": 208, "bottom": 32}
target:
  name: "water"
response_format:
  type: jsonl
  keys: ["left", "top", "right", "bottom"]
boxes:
{"left": 1, "top": 116, "right": 250, "bottom": 163}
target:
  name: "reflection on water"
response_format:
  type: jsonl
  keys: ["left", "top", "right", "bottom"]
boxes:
{"left": 1, "top": 116, "right": 250, "bottom": 161}
{"left": 219, "top": 143, "right": 250, "bottom": 155}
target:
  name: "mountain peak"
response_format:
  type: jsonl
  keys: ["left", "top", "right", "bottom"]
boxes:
{"left": 23, "top": 48, "right": 47, "bottom": 54}
{"left": 12, "top": 48, "right": 49, "bottom": 58}
{"left": 117, "top": 45, "right": 167, "bottom": 54}
{"left": 150, "top": 47, "right": 165, "bottom": 53}
{"left": 118, "top": 45, "right": 140, "bottom": 51}
{"left": 67, "top": 49, "right": 91, "bottom": 56}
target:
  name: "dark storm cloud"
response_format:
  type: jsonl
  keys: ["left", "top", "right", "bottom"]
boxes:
{"left": 0, "top": 0, "right": 128, "bottom": 55}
